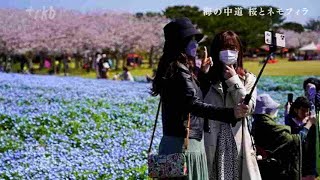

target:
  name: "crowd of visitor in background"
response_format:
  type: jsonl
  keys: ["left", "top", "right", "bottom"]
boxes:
{"left": 0, "top": 52, "right": 138, "bottom": 82}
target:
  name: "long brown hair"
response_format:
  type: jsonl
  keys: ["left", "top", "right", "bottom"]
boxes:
{"left": 208, "top": 31, "right": 246, "bottom": 83}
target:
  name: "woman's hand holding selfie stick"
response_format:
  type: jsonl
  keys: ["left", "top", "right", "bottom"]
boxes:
{"left": 232, "top": 32, "right": 280, "bottom": 127}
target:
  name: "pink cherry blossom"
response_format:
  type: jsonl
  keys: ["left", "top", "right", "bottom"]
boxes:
{"left": 0, "top": 9, "right": 168, "bottom": 57}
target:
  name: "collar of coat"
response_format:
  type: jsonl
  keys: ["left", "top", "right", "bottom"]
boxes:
{"left": 177, "top": 62, "right": 201, "bottom": 85}
{"left": 210, "top": 74, "right": 247, "bottom": 95}
{"left": 176, "top": 62, "right": 190, "bottom": 74}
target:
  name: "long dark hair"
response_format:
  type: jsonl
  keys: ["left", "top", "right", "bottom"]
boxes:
{"left": 207, "top": 31, "right": 246, "bottom": 83}
{"left": 151, "top": 37, "right": 192, "bottom": 96}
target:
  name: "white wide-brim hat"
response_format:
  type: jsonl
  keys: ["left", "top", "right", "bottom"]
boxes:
{"left": 254, "top": 94, "right": 280, "bottom": 114}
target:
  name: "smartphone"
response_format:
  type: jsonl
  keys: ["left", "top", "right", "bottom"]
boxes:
{"left": 275, "top": 33, "right": 286, "bottom": 48}
{"left": 264, "top": 31, "right": 272, "bottom": 45}
{"left": 287, "top": 93, "right": 293, "bottom": 103}
{"left": 264, "top": 31, "right": 286, "bottom": 47}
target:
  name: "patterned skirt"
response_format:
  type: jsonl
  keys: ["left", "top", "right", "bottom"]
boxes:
{"left": 213, "top": 124, "right": 239, "bottom": 180}
{"left": 158, "top": 135, "right": 209, "bottom": 180}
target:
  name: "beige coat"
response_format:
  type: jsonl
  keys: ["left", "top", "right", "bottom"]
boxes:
{"left": 203, "top": 73, "right": 261, "bottom": 180}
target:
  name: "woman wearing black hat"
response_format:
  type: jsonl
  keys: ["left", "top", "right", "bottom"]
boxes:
{"left": 151, "top": 17, "right": 249, "bottom": 179}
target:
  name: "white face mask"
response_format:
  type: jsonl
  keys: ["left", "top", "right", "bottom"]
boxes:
{"left": 185, "top": 40, "right": 198, "bottom": 58}
{"left": 219, "top": 50, "right": 238, "bottom": 65}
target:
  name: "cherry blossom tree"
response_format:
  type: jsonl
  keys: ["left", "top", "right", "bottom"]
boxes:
{"left": 279, "top": 29, "right": 320, "bottom": 48}
{"left": 0, "top": 9, "right": 168, "bottom": 69}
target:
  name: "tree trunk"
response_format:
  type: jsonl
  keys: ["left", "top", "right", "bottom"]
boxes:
{"left": 39, "top": 53, "right": 44, "bottom": 70}
{"left": 149, "top": 46, "right": 154, "bottom": 69}
{"left": 5, "top": 54, "right": 12, "bottom": 73}
{"left": 122, "top": 53, "right": 127, "bottom": 69}
{"left": 3, "top": 54, "right": 7, "bottom": 72}
{"left": 75, "top": 56, "right": 80, "bottom": 69}
{"left": 115, "top": 54, "right": 120, "bottom": 70}
{"left": 51, "top": 55, "right": 56, "bottom": 74}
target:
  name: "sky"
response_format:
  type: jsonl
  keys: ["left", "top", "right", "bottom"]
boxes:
{"left": 0, "top": 0, "right": 319, "bottom": 25}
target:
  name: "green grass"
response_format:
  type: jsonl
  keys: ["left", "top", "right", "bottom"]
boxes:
{"left": 13, "top": 58, "right": 320, "bottom": 78}
{"left": 244, "top": 58, "right": 320, "bottom": 76}
{"left": 31, "top": 62, "right": 154, "bottom": 79}
{"left": 57, "top": 66, "right": 154, "bottom": 79}
{"left": 77, "top": 58, "right": 320, "bottom": 77}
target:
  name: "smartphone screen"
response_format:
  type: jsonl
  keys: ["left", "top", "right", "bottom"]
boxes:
{"left": 288, "top": 93, "right": 293, "bottom": 103}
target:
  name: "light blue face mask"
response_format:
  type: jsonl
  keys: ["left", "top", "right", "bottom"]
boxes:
{"left": 185, "top": 40, "right": 198, "bottom": 58}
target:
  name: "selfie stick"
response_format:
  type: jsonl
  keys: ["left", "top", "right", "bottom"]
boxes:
{"left": 232, "top": 32, "right": 278, "bottom": 129}
{"left": 243, "top": 52, "right": 275, "bottom": 105}
{"left": 239, "top": 32, "right": 279, "bottom": 180}
{"left": 243, "top": 32, "right": 277, "bottom": 105}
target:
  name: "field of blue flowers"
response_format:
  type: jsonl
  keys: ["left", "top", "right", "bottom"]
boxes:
{"left": 0, "top": 73, "right": 314, "bottom": 179}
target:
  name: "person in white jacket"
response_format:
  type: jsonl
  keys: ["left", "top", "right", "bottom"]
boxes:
{"left": 199, "top": 30, "right": 261, "bottom": 180}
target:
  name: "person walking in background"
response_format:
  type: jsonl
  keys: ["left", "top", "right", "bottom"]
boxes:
{"left": 107, "top": 54, "right": 114, "bottom": 70}
{"left": 95, "top": 53, "right": 102, "bottom": 79}
{"left": 199, "top": 31, "right": 261, "bottom": 180}
{"left": 100, "top": 54, "right": 110, "bottom": 79}
{"left": 151, "top": 17, "right": 250, "bottom": 180}
{"left": 252, "top": 94, "right": 302, "bottom": 180}
{"left": 44, "top": 58, "right": 51, "bottom": 70}
{"left": 83, "top": 56, "right": 92, "bottom": 73}
{"left": 62, "top": 55, "right": 70, "bottom": 76}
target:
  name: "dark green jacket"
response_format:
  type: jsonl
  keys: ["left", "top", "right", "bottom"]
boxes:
{"left": 285, "top": 114, "right": 318, "bottom": 177}
{"left": 252, "top": 114, "right": 302, "bottom": 180}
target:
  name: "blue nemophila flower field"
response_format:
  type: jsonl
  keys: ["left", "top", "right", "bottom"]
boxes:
{"left": 0, "top": 73, "right": 161, "bottom": 179}
{"left": 0, "top": 73, "right": 313, "bottom": 179}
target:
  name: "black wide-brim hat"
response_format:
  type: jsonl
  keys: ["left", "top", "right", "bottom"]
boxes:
{"left": 164, "top": 17, "right": 204, "bottom": 42}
